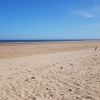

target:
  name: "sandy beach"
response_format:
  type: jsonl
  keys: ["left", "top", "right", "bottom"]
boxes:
{"left": 0, "top": 42, "right": 100, "bottom": 100}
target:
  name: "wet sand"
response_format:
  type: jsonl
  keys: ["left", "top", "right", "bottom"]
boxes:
{"left": 0, "top": 42, "right": 100, "bottom": 100}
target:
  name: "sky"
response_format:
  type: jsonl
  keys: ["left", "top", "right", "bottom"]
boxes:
{"left": 0, "top": 0, "right": 100, "bottom": 39}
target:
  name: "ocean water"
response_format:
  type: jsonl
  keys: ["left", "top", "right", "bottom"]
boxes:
{"left": 0, "top": 39, "right": 84, "bottom": 43}
{"left": 0, "top": 39, "right": 99, "bottom": 43}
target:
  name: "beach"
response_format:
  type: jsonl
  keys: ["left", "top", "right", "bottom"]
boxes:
{"left": 0, "top": 41, "right": 100, "bottom": 100}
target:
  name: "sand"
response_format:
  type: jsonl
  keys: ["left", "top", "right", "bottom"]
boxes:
{"left": 0, "top": 42, "right": 100, "bottom": 100}
{"left": 0, "top": 41, "right": 100, "bottom": 59}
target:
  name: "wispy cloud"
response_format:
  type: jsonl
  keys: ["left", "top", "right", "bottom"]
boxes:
{"left": 74, "top": 10, "right": 93, "bottom": 18}
{"left": 72, "top": 6, "right": 100, "bottom": 18}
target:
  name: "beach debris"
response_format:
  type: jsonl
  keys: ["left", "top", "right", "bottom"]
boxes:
{"left": 60, "top": 67, "right": 63, "bottom": 69}
{"left": 50, "top": 94, "right": 53, "bottom": 97}
{"left": 68, "top": 89, "right": 72, "bottom": 91}
{"left": 31, "top": 76, "right": 35, "bottom": 79}
{"left": 70, "top": 63, "right": 74, "bottom": 66}
{"left": 46, "top": 88, "right": 49, "bottom": 90}
{"left": 25, "top": 76, "right": 35, "bottom": 81}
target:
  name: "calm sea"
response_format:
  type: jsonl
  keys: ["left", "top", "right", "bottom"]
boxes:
{"left": 0, "top": 39, "right": 99, "bottom": 43}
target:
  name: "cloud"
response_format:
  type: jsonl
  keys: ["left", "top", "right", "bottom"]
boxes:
{"left": 74, "top": 10, "right": 93, "bottom": 18}
{"left": 72, "top": 6, "right": 100, "bottom": 18}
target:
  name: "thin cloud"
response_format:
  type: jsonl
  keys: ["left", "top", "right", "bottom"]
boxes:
{"left": 72, "top": 6, "right": 100, "bottom": 18}
{"left": 74, "top": 11, "right": 93, "bottom": 18}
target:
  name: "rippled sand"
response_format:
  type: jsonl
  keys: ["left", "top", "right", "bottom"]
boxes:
{"left": 0, "top": 42, "right": 100, "bottom": 100}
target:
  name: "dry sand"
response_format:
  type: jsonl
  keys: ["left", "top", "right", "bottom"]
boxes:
{"left": 0, "top": 42, "right": 100, "bottom": 100}
{"left": 0, "top": 41, "right": 100, "bottom": 59}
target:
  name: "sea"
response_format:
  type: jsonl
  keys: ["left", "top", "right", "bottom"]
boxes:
{"left": 0, "top": 39, "right": 99, "bottom": 43}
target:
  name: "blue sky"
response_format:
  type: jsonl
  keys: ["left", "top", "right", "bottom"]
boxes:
{"left": 0, "top": 0, "right": 100, "bottom": 39}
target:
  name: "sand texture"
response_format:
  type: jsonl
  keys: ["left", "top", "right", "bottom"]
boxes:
{"left": 0, "top": 42, "right": 100, "bottom": 100}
